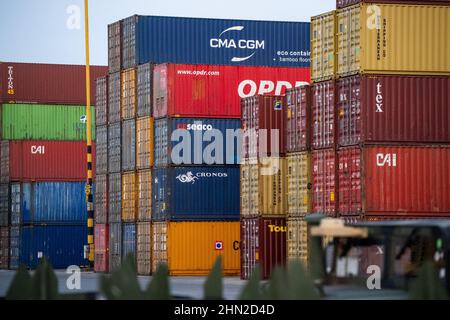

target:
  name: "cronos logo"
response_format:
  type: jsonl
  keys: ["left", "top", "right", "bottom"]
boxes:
{"left": 210, "top": 26, "right": 265, "bottom": 62}
{"left": 176, "top": 171, "right": 228, "bottom": 184}
{"left": 7, "top": 66, "right": 14, "bottom": 95}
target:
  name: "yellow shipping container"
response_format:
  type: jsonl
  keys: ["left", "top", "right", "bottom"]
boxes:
{"left": 121, "top": 171, "right": 137, "bottom": 222}
{"left": 337, "top": 4, "right": 450, "bottom": 77}
{"left": 136, "top": 116, "right": 154, "bottom": 169}
{"left": 287, "top": 217, "right": 308, "bottom": 267}
{"left": 137, "top": 169, "right": 152, "bottom": 222}
{"left": 286, "top": 152, "right": 312, "bottom": 217}
{"left": 311, "top": 11, "right": 337, "bottom": 82}
{"left": 137, "top": 221, "right": 152, "bottom": 275}
{"left": 240, "top": 157, "right": 287, "bottom": 217}
{"left": 152, "top": 221, "right": 240, "bottom": 276}
{"left": 121, "top": 68, "right": 137, "bottom": 119}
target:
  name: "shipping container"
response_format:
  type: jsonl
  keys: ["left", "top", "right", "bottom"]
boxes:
{"left": 0, "top": 62, "right": 107, "bottom": 105}
{"left": 338, "top": 145, "right": 450, "bottom": 217}
{"left": 108, "top": 122, "right": 121, "bottom": 173}
{"left": 153, "top": 63, "right": 310, "bottom": 119}
{"left": 108, "top": 21, "right": 122, "bottom": 73}
{"left": 120, "top": 15, "right": 310, "bottom": 68}
{"left": 109, "top": 222, "right": 122, "bottom": 272}
{"left": 122, "top": 172, "right": 137, "bottom": 222}
{"left": 1, "top": 104, "right": 96, "bottom": 141}
{"left": 0, "top": 227, "right": 8, "bottom": 269}
{"left": 312, "top": 80, "right": 336, "bottom": 149}
{"left": 96, "top": 126, "right": 108, "bottom": 175}
{"left": 336, "top": 4, "right": 450, "bottom": 77}
{"left": 311, "top": 11, "right": 337, "bottom": 82}
{"left": 1, "top": 140, "right": 96, "bottom": 182}
{"left": 122, "top": 119, "right": 136, "bottom": 171}
{"left": 152, "top": 166, "right": 240, "bottom": 221}
{"left": 285, "top": 85, "right": 311, "bottom": 153}
{"left": 122, "top": 223, "right": 136, "bottom": 261}
{"left": 312, "top": 149, "right": 337, "bottom": 216}
{"left": 0, "top": 183, "right": 9, "bottom": 226}
{"left": 95, "top": 76, "right": 108, "bottom": 126}
{"left": 121, "top": 68, "right": 137, "bottom": 120}
{"left": 154, "top": 118, "right": 241, "bottom": 167}
{"left": 137, "top": 63, "right": 153, "bottom": 117}
{"left": 286, "top": 217, "right": 308, "bottom": 266}
{"left": 9, "top": 226, "right": 19, "bottom": 269}
{"left": 94, "top": 174, "right": 108, "bottom": 224}
{"left": 137, "top": 221, "right": 151, "bottom": 275}
{"left": 241, "top": 217, "right": 286, "bottom": 280}
{"left": 286, "top": 152, "right": 312, "bottom": 217}
{"left": 337, "top": 75, "right": 450, "bottom": 146}
{"left": 137, "top": 169, "right": 152, "bottom": 222}
{"left": 108, "top": 173, "right": 122, "bottom": 223}
{"left": 108, "top": 72, "right": 121, "bottom": 124}
{"left": 94, "top": 224, "right": 109, "bottom": 272}
{"left": 242, "top": 95, "right": 286, "bottom": 158}
{"left": 337, "top": 0, "right": 450, "bottom": 9}
{"left": 240, "top": 157, "right": 287, "bottom": 217}
{"left": 136, "top": 116, "right": 154, "bottom": 169}
{"left": 152, "top": 221, "right": 240, "bottom": 276}
{"left": 11, "top": 182, "right": 89, "bottom": 225}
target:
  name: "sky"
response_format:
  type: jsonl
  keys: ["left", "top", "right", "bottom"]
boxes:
{"left": 0, "top": 0, "right": 335, "bottom": 66}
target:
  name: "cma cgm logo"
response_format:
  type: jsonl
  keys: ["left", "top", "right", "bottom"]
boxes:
{"left": 7, "top": 66, "right": 14, "bottom": 95}
{"left": 210, "top": 26, "right": 265, "bottom": 62}
{"left": 376, "top": 153, "right": 397, "bottom": 167}
{"left": 176, "top": 171, "right": 228, "bottom": 184}
{"left": 177, "top": 123, "right": 213, "bottom": 131}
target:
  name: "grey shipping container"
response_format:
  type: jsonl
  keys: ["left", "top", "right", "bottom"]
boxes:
{"left": 137, "top": 221, "right": 151, "bottom": 275}
{"left": 94, "top": 174, "right": 108, "bottom": 224}
{"left": 108, "top": 173, "right": 122, "bottom": 223}
{"left": 9, "top": 226, "right": 20, "bottom": 269}
{"left": 122, "top": 119, "right": 136, "bottom": 172}
{"left": 137, "top": 63, "right": 153, "bottom": 117}
{"left": 109, "top": 222, "right": 122, "bottom": 272}
{"left": 108, "top": 122, "right": 121, "bottom": 173}
{"left": 108, "top": 21, "right": 122, "bottom": 74}
{"left": 0, "top": 226, "right": 8, "bottom": 269}
{"left": 108, "top": 72, "right": 121, "bottom": 124}
{"left": 0, "top": 141, "right": 9, "bottom": 183}
{"left": 96, "top": 125, "right": 108, "bottom": 175}
{"left": 10, "top": 183, "right": 20, "bottom": 226}
{"left": 95, "top": 76, "right": 108, "bottom": 126}
{"left": 122, "top": 16, "right": 139, "bottom": 70}
{"left": 0, "top": 184, "right": 9, "bottom": 226}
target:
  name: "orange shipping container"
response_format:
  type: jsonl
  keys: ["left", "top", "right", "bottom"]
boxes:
{"left": 137, "top": 169, "right": 152, "bottom": 222}
{"left": 121, "top": 171, "right": 137, "bottom": 222}
{"left": 136, "top": 116, "right": 154, "bottom": 169}
{"left": 121, "top": 68, "right": 136, "bottom": 119}
{"left": 152, "top": 221, "right": 240, "bottom": 276}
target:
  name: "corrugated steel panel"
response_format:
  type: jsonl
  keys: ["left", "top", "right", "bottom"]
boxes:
{"left": 153, "top": 63, "right": 310, "bottom": 119}
{"left": 0, "top": 183, "right": 9, "bottom": 226}
{"left": 152, "top": 166, "right": 240, "bottom": 221}
{"left": 338, "top": 75, "right": 450, "bottom": 146}
{"left": 242, "top": 95, "right": 286, "bottom": 158}
{"left": 9, "top": 226, "right": 19, "bottom": 269}
{"left": 286, "top": 152, "right": 312, "bottom": 217}
{"left": 312, "top": 81, "right": 336, "bottom": 149}
{"left": 337, "top": 4, "right": 450, "bottom": 77}
{"left": 137, "top": 221, "right": 151, "bottom": 275}
{"left": 136, "top": 116, "right": 154, "bottom": 169}
{"left": 94, "top": 224, "right": 109, "bottom": 272}
{"left": 312, "top": 149, "right": 337, "bottom": 216}
{"left": 96, "top": 126, "right": 108, "bottom": 175}
{"left": 121, "top": 68, "right": 137, "bottom": 119}
{"left": 154, "top": 118, "right": 241, "bottom": 167}
{"left": 122, "top": 172, "right": 137, "bottom": 222}
{"left": 337, "top": 0, "right": 450, "bottom": 10}
{"left": 137, "top": 63, "right": 153, "bottom": 117}
{"left": 2, "top": 140, "right": 96, "bottom": 182}
{"left": 108, "top": 72, "right": 121, "bottom": 124}
{"left": 338, "top": 145, "right": 450, "bottom": 217}
{"left": 108, "top": 122, "right": 121, "bottom": 173}
{"left": 0, "top": 226, "right": 8, "bottom": 269}
{"left": 285, "top": 85, "right": 311, "bottom": 153}
{"left": 108, "top": 21, "right": 122, "bottom": 74}
{"left": 0, "top": 62, "right": 107, "bottom": 105}
{"left": 122, "top": 223, "right": 136, "bottom": 261}
{"left": 137, "top": 169, "right": 152, "bottom": 222}
{"left": 94, "top": 174, "right": 108, "bottom": 224}
{"left": 152, "top": 221, "right": 240, "bottom": 276}
{"left": 1, "top": 104, "right": 96, "bottom": 141}
{"left": 108, "top": 173, "right": 122, "bottom": 223}
{"left": 109, "top": 222, "right": 122, "bottom": 272}
{"left": 95, "top": 76, "right": 108, "bottom": 126}
{"left": 287, "top": 217, "right": 308, "bottom": 266}
{"left": 11, "top": 182, "right": 89, "bottom": 225}
{"left": 311, "top": 11, "right": 337, "bottom": 82}
{"left": 122, "top": 16, "right": 139, "bottom": 70}
{"left": 0, "top": 141, "right": 9, "bottom": 183}
{"left": 241, "top": 217, "right": 286, "bottom": 280}
{"left": 122, "top": 119, "right": 136, "bottom": 171}
{"left": 10, "top": 184, "right": 20, "bottom": 226}
{"left": 240, "top": 157, "right": 287, "bottom": 217}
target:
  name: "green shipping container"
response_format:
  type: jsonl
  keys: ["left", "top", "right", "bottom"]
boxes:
{"left": 1, "top": 104, "right": 96, "bottom": 140}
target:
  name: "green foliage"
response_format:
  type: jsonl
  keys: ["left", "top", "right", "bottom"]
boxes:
{"left": 409, "top": 261, "right": 449, "bottom": 300}
{"left": 239, "top": 266, "right": 263, "bottom": 300}
{"left": 5, "top": 265, "right": 33, "bottom": 300}
{"left": 203, "top": 256, "right": 223, "bottom": 300}
{"left": 145, "top": 263, "right": 170, "bottom": 299}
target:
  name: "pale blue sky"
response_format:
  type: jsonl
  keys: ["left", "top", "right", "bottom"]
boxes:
{"left": 0, "top": 0, "right": 335, "bottom": 66}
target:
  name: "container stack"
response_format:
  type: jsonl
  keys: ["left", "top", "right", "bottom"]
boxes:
{"left": 0, "top": 62, "right": 107, "bottom": 269}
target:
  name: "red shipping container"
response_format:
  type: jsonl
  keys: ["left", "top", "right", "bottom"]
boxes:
{"left": 242, "top": 95, "right": 286, "bottom": 158}
{"left": 241, "top": 217, "right": 287, "bottom": 280}
{"left": 0, "top": 141, "right": 96, "bottom": 182}
{"left": 312, "top": 148, "right": 337, "bottom": 216}
{"left": 153, "top": 63, "right": 310, "bottom": 119}
{"left": 338, "top": 145, "right": 450, "bottom": 217}
{"left": 312, "top": 80, "right": 336, "bottom": 150}
{"left": 337, "top": 0, "right": 450, "bottom": 9}
{"left": 338, "top": 75, "right": 450, "bottom": 146}
{"left": 94, "top": 224, "right": 109, "bottom": 273}
{"left": 285, "top": 85, "right": 311, "bottom": 152}
{"left": 0, "top": 226, "right": 8, "bottom": 269}
{"left": 0, "top": 62, "right": 107, "bottom": 105}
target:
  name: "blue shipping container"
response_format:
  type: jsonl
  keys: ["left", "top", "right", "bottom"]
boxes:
{"left": 109, "top": 222, "right": 122, "bottom": 271}
{"left": 154, "top": 118, "right": 241, "bottom": 167}
{"left": 122, "top": 223, "right": 136, "bottom": 261}
{"left": 9, "top": 226, "right": 20, "bottom": 269}
{"left": 152, "top": 166, "right": 240, "bottom": 221}
{"left": 11, "top": 182, "right": 92, "bottom": 225}
{"left": 120, "top": 15, "right": 310, "bottom": 69}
